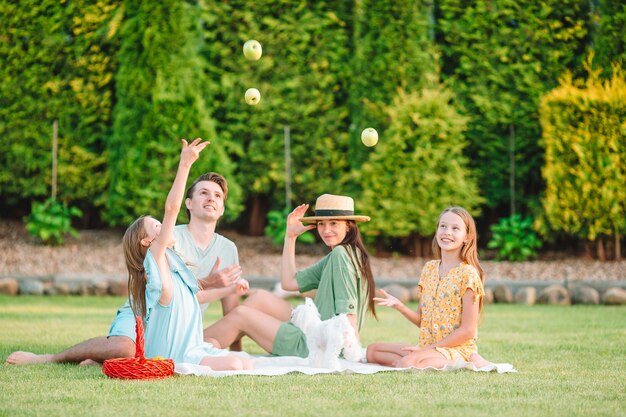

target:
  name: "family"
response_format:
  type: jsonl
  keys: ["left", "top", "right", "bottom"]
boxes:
{"left": 6, "top": 138, "right": 491, "bottom": 371}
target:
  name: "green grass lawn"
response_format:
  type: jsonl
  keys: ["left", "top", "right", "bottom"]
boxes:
{"left": 0, "top": 296, "right": 624, "bottom": 417}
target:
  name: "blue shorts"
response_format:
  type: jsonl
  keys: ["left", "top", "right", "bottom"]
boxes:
{"left": 107, "top": 301, "right": 136, "bottom": 342}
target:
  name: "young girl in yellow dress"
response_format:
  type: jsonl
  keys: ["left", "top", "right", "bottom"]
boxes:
{"left": 366, "top": 206, "right": 491, "bottom": 369}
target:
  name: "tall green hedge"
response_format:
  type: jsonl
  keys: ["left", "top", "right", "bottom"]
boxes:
{"left": 0, "top": 0, "right": 119, "bottom": 220}
{"left": 349, "top": 0, "right": 436, "bottom": 170}
{"left": 539, "top": 62, "right": 625, "bottom": 246}
{"left": 359, "top": 88, "right": 483, "bottom": 241}
{"left": 1, "top": 0, "right": 624, "bottom": 250}
{"left": 200, "top": 0, "right": 354, "bottom": 226}
{"left": 436, "top": 0, "right": 591, "bottom": 216}
{"left": 592, "top": 0, "right": 626, "bottom": 71}
{"left": 104, "top": 0, "right": 240, "bottom": 226}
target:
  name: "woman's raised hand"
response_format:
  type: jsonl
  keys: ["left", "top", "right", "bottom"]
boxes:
{"left": 180, "top": 138, "right": 210, "bottom": 166}
{"left": 285, "top": 204, "right": 316, "bottom": 239}
{"left": 373, "top": 289, "right": 403, "bottom": 309}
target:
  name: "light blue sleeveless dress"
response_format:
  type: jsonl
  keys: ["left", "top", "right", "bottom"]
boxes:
{"left": 143, "top": 248, "right": 228, "bottom": 364}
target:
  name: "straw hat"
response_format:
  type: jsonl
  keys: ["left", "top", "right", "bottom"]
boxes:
{"left": 300, "top": 194, "right": 370, "bottom": 224}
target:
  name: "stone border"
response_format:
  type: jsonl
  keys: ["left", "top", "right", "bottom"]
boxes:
{"left": 1, "top": 275, "right": 625, "bottom": 305}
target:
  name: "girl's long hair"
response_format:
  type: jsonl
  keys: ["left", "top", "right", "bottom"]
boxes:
{"left": 339, "top": 221, "right": 377, "bottom": 319}
{"left": 431, "top": 206, "right": 484, "bottom": 314}
{"left": 123, "top": 216, "right": 150, "bottom": 317}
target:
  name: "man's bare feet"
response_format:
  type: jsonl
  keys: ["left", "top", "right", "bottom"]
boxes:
{"left": 5, "top": 351, "right": 54, "bottom": 365}
{"left": 79, "top": 359, "right": 101, "bottom": 366}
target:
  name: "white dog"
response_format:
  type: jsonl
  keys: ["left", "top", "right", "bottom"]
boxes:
{"left": 291, "top": 297, "right": 363, "bottom": 370}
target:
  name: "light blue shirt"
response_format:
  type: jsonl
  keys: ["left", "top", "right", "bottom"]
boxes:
{"left": 107, "top": 226, "right": 239, "bottom": 341}
{"left": 172, "top": 225, "right": 239, "bottom": 280}
{"left": 143, "top": 248, "right": 227, "bottom": 364}
{"left": 173, "top": 225, "right": 239, "bottom": 311}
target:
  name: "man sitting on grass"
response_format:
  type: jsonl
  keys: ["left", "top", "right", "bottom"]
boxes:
{"left": 6, "top": 172, "right": 243, "bottom": 366}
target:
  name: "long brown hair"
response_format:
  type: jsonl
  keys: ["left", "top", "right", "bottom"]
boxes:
{"left": 339, "top": 220, "right": 377, "bottom": 319}
{"left": 431, "top": 206, "right": 485, "bottom": 314}
{"left": 123, "top": 216, "right": 150, "bottom": 317}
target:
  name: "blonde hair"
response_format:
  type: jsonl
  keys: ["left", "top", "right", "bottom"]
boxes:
{"left": 123, "top": 216, "right": 150, "bottom": 317}
{"left": 431, "top": 206, "right": 484, "bottom": 314}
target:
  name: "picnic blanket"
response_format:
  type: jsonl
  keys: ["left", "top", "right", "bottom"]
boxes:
{"left": 174, "top": 353, "right": 516, "bottom": 377}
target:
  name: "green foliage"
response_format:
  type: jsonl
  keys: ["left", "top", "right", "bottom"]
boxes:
{"left": 264, "top": 209, "right": 315, "bottom": 246}
{"left": 359, "top": 88, "right": 483, "bottom": 238}
{"left": 592, "top": 0, "right": 626, "bottom": 71}
{"left": 349, "top": 0, "right": 437, "bottom": 169}
{"left": 1, "top": 0, "right": 624, "bottom": 249}
{"left": 539, "top": 59, "right": 626, "bottom": 241}
{"left": 487, "top": 214, "right": 542, "bottom": 261}
{"left": 436, "top": 0, "right": 591, "bottom": 213}
{"left": 0, "top": 0, "right": 119, "bottom": 212}
{"left": 200, "top": 0, "right": 353, "bottom": 211}
{"left": 25, "top": 198, "right": 82, "bottom": 245}
{"left": 104, "top": 0, "right": 240, "bottom": 226}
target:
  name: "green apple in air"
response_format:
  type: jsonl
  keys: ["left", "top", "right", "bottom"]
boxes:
{"left": 243, "top": 40, "right": 262, "bottom": 61}
{"left": 245, "top": 88, "right": 261, "bottom": 105}
{"left": 361, "top": 128, "right": 378, "bottom": 147}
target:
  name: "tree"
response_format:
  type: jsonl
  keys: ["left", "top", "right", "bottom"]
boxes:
{"left": 349, "top": 0, "right": 436, "bottom": 171}
{"left": 0, "top": 0, "right": 119, "bottom": 222}
{"left": 436, "top": 0, "right": 591, "bottom": 219}
{"left": 104, "top": 0, "right": 240, "bottom": 226}
{"left": 359, "top": 88, "right": 483, "bottom": 256}
{"left": 539, "top": 59, "right": 626, "bottom": 260}
{"left": 200, "top": 0, "right": 354, "bottom": 233}
{"left": 591, "top": 0, "right": 626, "bottom": 71}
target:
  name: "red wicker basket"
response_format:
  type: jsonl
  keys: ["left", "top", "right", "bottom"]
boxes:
{"left": 103, "top": 316, "right": 174, "bottom": 380}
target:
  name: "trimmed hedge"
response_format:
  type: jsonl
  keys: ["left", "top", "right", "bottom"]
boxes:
{"left": 539, "top": 60, "right": 625, "bottom": 247}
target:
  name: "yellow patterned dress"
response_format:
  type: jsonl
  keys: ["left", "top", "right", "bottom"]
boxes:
{"left": 417, "top": 260, "right": 484, "bottom": 361}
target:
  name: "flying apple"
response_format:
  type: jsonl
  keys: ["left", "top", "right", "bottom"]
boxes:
{"left": 243, "top": 40, "right": 262, "bottom": 61}
{"left": 245, "top": 88, "right": 261, "bottom": 105}
{"left": 361, "top": 128, "right": 378, "bottom": 147}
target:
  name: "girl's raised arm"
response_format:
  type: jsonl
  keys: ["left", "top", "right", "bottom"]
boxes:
{"left": 150, "top": 138, "right": 209, "bottom": 305}
{"left": 151, "top": 138, "right": 209, "bottom": 260}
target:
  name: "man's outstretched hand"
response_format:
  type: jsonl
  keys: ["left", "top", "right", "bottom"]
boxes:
{"left": 200, "top": 257, "right": 243, "bottom": 289}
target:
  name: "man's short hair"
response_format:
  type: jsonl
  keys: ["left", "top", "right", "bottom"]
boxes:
{"left": 185, "top": 172, "right": 228, "bottom": 221}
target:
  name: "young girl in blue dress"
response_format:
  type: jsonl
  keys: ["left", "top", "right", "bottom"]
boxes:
{"left": 124, "top": 138, "right": 252, "bottom": 371}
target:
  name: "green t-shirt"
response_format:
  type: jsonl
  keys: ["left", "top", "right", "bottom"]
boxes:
{"left": 295, "top": 245, "right": 368, "bottom": 330}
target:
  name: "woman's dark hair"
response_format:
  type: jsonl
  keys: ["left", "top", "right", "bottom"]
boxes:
{"left": 340, "top": 221, "right": 377, "bottom": 319}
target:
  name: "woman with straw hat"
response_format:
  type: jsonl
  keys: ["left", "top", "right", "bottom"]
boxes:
{"left": 202, "top": 194, "right": 377, "bottom": 358}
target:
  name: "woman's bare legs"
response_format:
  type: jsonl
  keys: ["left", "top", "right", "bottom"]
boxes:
{"left": 216, "top": 289, "right": 294, "bottom": 349}
{"left": 203, "top": 305, "right": 284, "bottom": 354}
{"left": 242, "top": 289, "right": 293, "bottom": 321}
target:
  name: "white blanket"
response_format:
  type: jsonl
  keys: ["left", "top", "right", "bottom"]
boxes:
{"left": 175, "top": 354, "right": 516, "bottom": 377}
